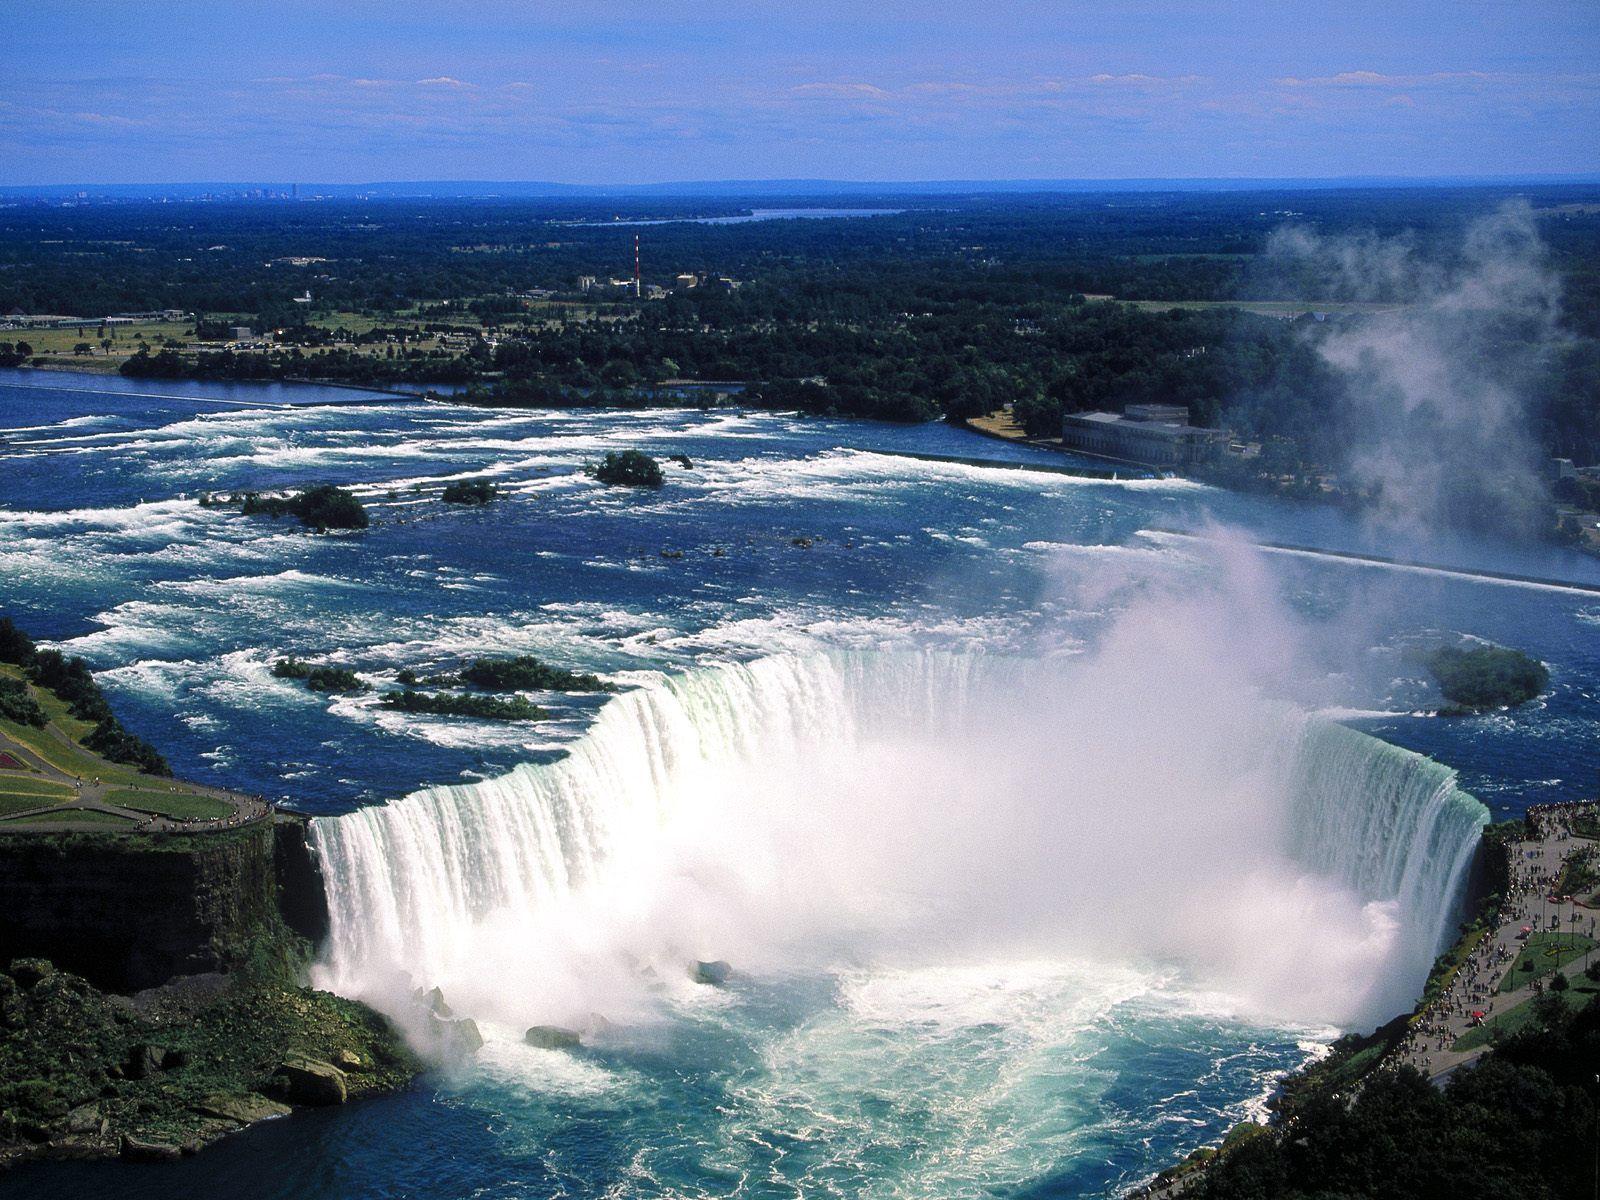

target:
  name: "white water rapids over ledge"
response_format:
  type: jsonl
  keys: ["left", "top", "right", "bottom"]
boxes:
{"left": 307, "top": 649, "right": 1487, "bottom": 1041}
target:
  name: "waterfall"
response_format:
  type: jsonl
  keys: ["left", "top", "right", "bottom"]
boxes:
{"left": 310, "top": 652, "right": 995, "bottom": 1001}
{"left": 309, "top": 650, "right": 1488, "bottom": 1029}
{"left": 1285, "top": 720, "right": 1487, "bottom": 959}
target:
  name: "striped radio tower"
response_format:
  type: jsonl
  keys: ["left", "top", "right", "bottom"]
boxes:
{"left": 634, "top": 233, "right": 642, "bottom": 298}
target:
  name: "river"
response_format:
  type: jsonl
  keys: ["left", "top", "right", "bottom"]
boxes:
{"left": 3, "top": 369, "right": 1597, "bottom": 1198}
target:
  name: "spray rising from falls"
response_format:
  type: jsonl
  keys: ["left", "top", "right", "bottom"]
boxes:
{"left": 311, "top": 651, "right": 1486, "bottom": 1036}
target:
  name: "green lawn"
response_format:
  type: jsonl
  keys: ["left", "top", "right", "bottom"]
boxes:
{"left": 1454, "top": 978, "right": 1600, "bottom": 1052}
{"left": 15, "top": 319, "right": 190, "bottom": 357}
{"left": 0, "top": 778, "right": 74, "bottom": 802}
{"left": 2, "top": 808, "right": 137, "bottom": 829}
{"left": 107, "top": 788, "right": 233, "bottom": 820}
{"left": 0, "top": 793, "right": 61, "bottom": 816}
{"left": 1500, "top": 932, "right": 1597, "bottom": 993}
{"left": 0, "top": 714, "right": 148, "bottom": 791}
{"left": 0, "top": 664, "right": 215, "bottom": 800}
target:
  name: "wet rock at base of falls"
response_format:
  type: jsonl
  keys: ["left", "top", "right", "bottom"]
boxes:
{"left": 124, "top": 1043, "right": 169, "bottom": 1080}
{"left": 430, "top": 1014, "right": 484, "bottom": 1056}
{"left": 121, "top": 1134, "right": 183, "bottom": 1162}
{"left": 64, "top": 1102, "right": 108, "bottom": 1138}
{"left": 524, "top": 1025, "right": 582, "bottom": 1050}
{"left": 192, "top": 1093, "right": 293, "bottom": 1126}
{"left": 270, "top": 1058, "right": 349, "bottom": 1106}
{"left": 416, "top": 986, "right": 454, "bottom": 1019}
{"left": 691, "top": 960, "right": 732, "bottom": 986}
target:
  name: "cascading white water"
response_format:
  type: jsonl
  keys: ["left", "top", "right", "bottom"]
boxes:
{"left": 311, "top": 653, "right": 996, "bottom": 1007}
{"left": 310, "top": 650, "right": 1487, "bottom": 1034}
{"left": 1286, "top": 720, "right": 1487, "bottom": 962}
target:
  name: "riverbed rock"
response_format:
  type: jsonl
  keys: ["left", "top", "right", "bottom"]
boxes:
{"left": 430, "top": 1014, "right": 484, "bottom": 1055}
{"left": 524, "top": 1025, "right": 582, "bottom": 1050}
{"left": 272, "top": 1058, "right": 348, "bottom": 1106}
{"left": 417, "top": 986, "right": 454, "bottom": 1019}
{"left": 121, "top": 1133, "right": 182, "bottom": 1162}
{"left": 691, "top": 960, "right": 732, "bottom": 986}
{"left": 192, "top": 1093, "right": 292, "bottom": 1125}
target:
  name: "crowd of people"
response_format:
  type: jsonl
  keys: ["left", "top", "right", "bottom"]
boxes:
{"left": 1390, "top": 800, "right": 1599, "bottom": 1076}
{"left": 135, "top": 792, "right": 274, "bottom": 832}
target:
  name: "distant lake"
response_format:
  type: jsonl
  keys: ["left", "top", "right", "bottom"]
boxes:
{"left": 572, "top": 207, "right": 903, "bottom": 227}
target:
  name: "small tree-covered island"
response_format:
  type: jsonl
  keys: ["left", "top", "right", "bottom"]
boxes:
{"left": 594, "top": 450, "right": 666, "bottom": 489}
{"left": 440, "top": 479, "right": 499, "bottom": 506}
{"left": 1422, "top": 644, "right": 1551, "bottom": 715}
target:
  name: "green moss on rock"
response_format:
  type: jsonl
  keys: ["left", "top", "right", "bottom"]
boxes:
{"left": 0, "top": 958, "right": 419, "bottom": 1165}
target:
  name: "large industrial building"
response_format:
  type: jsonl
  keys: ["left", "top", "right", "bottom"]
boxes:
{"left": 1060, "top": 404, "right": 1226, "bottom": 468}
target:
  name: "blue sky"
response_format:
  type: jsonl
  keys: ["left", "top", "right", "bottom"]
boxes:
{"left": 5, "top": 0, "right": 1599, "bottom": 184}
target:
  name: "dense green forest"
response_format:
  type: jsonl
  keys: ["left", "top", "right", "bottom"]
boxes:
{"left": 5, "top": 188, "right": 1598, "bottom": 324}
{"left": 1184, "top": 992, "right": 1600, "bottom": 1200}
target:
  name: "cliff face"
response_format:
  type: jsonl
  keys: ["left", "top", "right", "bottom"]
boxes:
{"left": 272, "top": 819, "right": 331, "bottom": 947}
{"left": 0, "top": 819, "right": 418, "bottom": 1168}
{"left": 0, "top": 818, "right": 331, "bottom": 993}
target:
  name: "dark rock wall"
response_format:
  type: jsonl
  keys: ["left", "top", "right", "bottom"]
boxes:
{"left": 273, "top": 819, "right": 330, "bottom": 947}
{"left": 0, "top": 818, "right": 329, "bottom": 993}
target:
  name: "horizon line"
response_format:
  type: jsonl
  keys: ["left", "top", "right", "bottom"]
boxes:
{"left": 5, "top": 172, "right": 1600, "bottom": 196}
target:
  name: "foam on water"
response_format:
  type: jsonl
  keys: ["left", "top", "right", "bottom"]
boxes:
{"left": 306, "top": 650, "right": 1484, "bottom": 1195}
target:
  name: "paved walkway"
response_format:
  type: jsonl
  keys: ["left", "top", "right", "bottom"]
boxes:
{"left": 1389, "top": 800, "right": 1600, "bottom": 1081}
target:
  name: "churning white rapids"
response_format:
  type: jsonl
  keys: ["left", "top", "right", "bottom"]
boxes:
{"left": 311, "top": 649, "right": 1486, "bottom": 1047}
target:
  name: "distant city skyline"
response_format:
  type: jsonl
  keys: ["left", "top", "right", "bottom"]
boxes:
{"left": 6, "top": 0, "right": 1599, "bottom": 186}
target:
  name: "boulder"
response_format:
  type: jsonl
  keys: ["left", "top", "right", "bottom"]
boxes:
{"left": 124, "top": 1043, "right": 167, "bottom": 1080}
{"left": 273, "top": 1058, "right": 348, "bottom": 1106}
{"left": 192, "top": 1093, "right": 292, "bottom": 1125}
{"left": 121, "top": 1134, "right": 182, "bottom": 1162}
{"left": 334, "top": 1048, "right": 366, "bottom": 1072}
{"left": 417, "top": 986, "right": 454, "bottom": 1019}
{"left": 64, "top": 1103, "right": 107, "bottom": 1137}
{"left": 431, "top": 1015, "right": 483, "bottom": 1056}
{"left": 691, "top": 960, "right": 732, "bottom": 986}
{"left": 524, "top": 1025, "right": 582, "bottom": 1050}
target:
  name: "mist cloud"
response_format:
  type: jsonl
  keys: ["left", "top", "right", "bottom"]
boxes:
{"left": 1269, "top": 202, "right": 1566, "bottom": 537}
